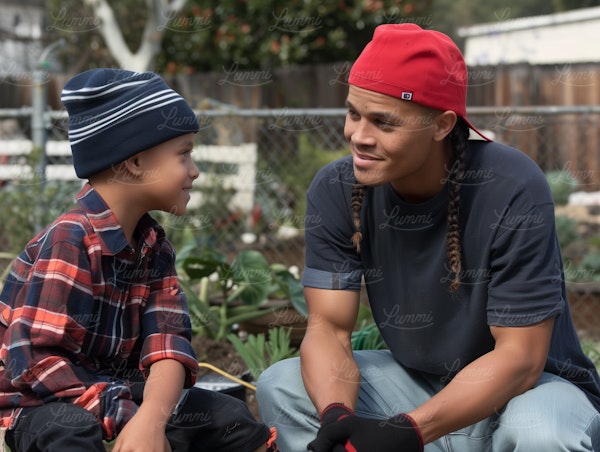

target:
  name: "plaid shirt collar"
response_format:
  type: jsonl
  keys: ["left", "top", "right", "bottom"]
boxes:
{"left": 75, "top": 183, "right": 162, "bottom": 256}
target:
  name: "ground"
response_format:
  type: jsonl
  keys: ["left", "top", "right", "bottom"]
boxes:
{"left": 193, "top": 336, "right": 261, "bottom": 418}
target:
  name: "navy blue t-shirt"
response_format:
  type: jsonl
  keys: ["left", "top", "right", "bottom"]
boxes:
{"left": 302, "top": 140, "right": 600, "bottom": 412}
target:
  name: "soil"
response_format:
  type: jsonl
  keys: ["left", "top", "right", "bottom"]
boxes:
{"left": 192, "top": 336, "right": 261, "bottom": 419}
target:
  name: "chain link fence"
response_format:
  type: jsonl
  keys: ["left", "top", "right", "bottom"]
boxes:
{"left": 0, "top": 106, "right": 599, "bottom": 337}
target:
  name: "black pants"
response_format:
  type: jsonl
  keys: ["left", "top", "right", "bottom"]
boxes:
{"left": 6, "top": 388, "right": 270, "bottom": 452}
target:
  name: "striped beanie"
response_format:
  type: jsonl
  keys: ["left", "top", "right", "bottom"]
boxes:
{"left": 61, "top": 68, "right": 199, "bottom": 179}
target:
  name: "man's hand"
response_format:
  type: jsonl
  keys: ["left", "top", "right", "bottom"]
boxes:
{"left": 308, "top": 404, "right": 423, "bottom": 452}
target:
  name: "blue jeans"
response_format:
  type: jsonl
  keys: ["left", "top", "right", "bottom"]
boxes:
{"left": 256, "top": 350, "right": 600, "bottom": 452}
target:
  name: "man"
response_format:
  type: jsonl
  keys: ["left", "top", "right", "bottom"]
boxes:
{"left": 256, "top": 24, "right": 600, "bottom": 451}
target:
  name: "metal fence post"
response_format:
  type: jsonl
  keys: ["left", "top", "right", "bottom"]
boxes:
{"left": 32, "top": 39, "right": 65, "bottom": 180}
{"left": 31, "top": 39, "right": 65, "bottom": 232}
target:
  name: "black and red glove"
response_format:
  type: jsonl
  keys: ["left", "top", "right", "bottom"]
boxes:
{"left": 308, "top": 403, "right": 423, "bottom": 452}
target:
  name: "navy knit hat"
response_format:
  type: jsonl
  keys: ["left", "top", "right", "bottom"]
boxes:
{"left": 61, "top": 68, "right": 199, "bottom": 179}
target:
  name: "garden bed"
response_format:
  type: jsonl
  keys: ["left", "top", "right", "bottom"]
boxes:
{"left": 193, "top": 336, "right": 260, "bottom": 418}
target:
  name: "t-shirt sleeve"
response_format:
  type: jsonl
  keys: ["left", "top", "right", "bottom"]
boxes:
{"left": 487, "top": 182, "right": 564, "bottom": 326}
{"left": 302, "top": 158, "right": 363, "bottom": 291}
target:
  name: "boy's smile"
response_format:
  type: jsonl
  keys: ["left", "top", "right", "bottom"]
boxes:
{"left": 134, "top": 132, "right": 199, "bottom": 215}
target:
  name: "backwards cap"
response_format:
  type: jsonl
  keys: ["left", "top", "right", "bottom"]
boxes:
{"left": 348, "top": 24, "right": 490, "bottom": 141}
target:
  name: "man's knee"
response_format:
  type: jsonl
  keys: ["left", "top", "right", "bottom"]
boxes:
{"left": 492, "top": 376, "right": 600, "bottom": 452}
{"left": 256, "top": 357, "right": 302, "bottom": 401}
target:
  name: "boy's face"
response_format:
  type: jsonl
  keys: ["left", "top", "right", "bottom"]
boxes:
{"left": 344, "top": 85, "right": 452, "bottom": 201}
{"left": 133, "top": 132, "right": 199, "bottom": 215}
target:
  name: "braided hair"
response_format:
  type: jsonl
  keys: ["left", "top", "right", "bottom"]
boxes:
{"left": 446, "top": 118, "right": 470, "bottom": 292}
{"left": 349, "top": 117, "right": 471, "bottom": 293}
{"left": 350, "top": 183, "right": 366, "bottom": 254}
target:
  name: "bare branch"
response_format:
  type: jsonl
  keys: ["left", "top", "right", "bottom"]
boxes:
{"left": 83, "top": 0, "right": 188, "bottom": 72}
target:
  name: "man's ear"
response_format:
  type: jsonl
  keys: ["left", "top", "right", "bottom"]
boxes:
{"left": 433, "top": 110, "right": 457, "bottom": 142}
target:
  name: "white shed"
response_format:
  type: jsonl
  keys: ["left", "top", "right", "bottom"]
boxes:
{"left": 458, "top": 6, "right": 600, "bottom": 66}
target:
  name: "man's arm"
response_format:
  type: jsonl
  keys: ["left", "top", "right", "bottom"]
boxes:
{"left": 409, "top": 317, "right": 555, "bottom": 444}
{"left": 300, "top": 287, "right": 361, "bottom": 413}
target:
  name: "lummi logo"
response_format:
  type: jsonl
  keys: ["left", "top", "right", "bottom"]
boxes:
{"left": 378, "top": 305, "right": 434, "bottom": 330}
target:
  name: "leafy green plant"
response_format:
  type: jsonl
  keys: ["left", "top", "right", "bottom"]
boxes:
{"left": 227, "top": 327, "right": 299, "bottom": 381}
{"left": 581, "top": 341, "right": 600, "bottom": 372}
{"left": 546, "top": 170, "right": 578, "bottom": 205}
{"left": 0, "top": 252, "right": 17, "bottom": 292}
{"left": 576, "top": 251, "right": 600, "bottom": 283}
{"left": 278, "top": 134, "right": 348, "bottom": 220}
{"left": 178, "top": 246, "right": 306, "bottom": 340}
{"left": 555, "top": 214, "right": 581, "bottom": 250}
{"left": 0, "top": 179, "right": 80, "bottom": 253}
{"left": 351, "top": 322, "right": 387, "bottom": 351}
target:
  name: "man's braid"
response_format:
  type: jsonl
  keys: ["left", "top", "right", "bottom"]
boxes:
{"left": 446, "top": 118, "right": 470, "bottom": 292}
{"left": 351, "top": 183, "right": 366, "bottom": 254}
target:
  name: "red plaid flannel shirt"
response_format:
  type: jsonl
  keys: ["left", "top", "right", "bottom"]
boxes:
{"left": 0, "top": 184, "right": 198, "bottom": 439}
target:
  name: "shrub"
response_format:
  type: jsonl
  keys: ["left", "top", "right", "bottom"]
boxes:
{"left": 0, "top": 180, "right": 79, "bottom": 253}
{"left": 227, "top": 327, "right": 299, "bottom": 381}
{"left": 279, "top": 134, "right": 348, "bottom": 220}
{"left": 546, "top": 170, "right": 578, "bottom": 205}
{"left": 555, "top": 214, "right": 581, "bottom": 250}
{"left": 178, "top": 246, "right": 306, "bottom": 340}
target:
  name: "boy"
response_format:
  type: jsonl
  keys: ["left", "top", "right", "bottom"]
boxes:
{"left": 0, "top": 68, "right": 276, "bottom": 452}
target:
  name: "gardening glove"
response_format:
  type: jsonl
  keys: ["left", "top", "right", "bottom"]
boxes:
{"left": 320, "top": 403, "right": 355, "bottom": 427}
{"left": 307, "top": 403, "right": 424, "bottom": 452}
{"left": 308, "top": 403, "right": 355, "bottom": 452}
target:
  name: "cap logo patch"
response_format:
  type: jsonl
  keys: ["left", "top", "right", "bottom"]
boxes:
{"left": 401, "top": 91, "right": 413, "bottom": 101}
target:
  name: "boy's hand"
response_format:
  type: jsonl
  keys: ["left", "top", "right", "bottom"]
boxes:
{"left": 112, "top": 359, "right": 184, "bottom": 452}
{"left": 112, "top": 406, "right": 171, "bottom": 452}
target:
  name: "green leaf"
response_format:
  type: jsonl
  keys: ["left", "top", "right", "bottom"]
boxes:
{"left": 178, "top": 278, "right": 219, "bottom": 338}
{"left": 272, "top": 268, "right": 307, "bottom": 317}
{"left": 228, "top": 332, "right": 267, "bottom": 380}
{"left": 225, "top": 306, "right": 276, "bottom": 325}
{"left": 265, "top": 327, "right": 297, "bottom": 364}
{"left": 228, "top": 250, "right": 271, "bottom": 305}
{"left": 181, "top": 247, "right": 228, "bottom": 279}
{"left": 227, "top": 327, "right": 299, "bottom": 381}
{"left": 351, "top": 322, "right": 386, "bottom": 351}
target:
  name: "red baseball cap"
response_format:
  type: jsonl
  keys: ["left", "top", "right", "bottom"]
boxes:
{"left": 348, "top": 24, "right": 491, "bottom": 141}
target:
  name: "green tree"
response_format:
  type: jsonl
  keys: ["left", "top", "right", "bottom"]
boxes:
{"left": 156, "top": 0, "right": 433, "bottom": 72}
{"left": 47, "top": 0, "right": 434, "bottom": 73}
{"left": 47, "top": 0, "right": 187, "bottom": 72}
{"left": 47, "top": 0, "right": 599, "bottom": 73}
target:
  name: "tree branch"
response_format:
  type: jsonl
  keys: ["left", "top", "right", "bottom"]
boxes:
{"left": 84, "top": 0, "right": 188, "bottom": 72}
